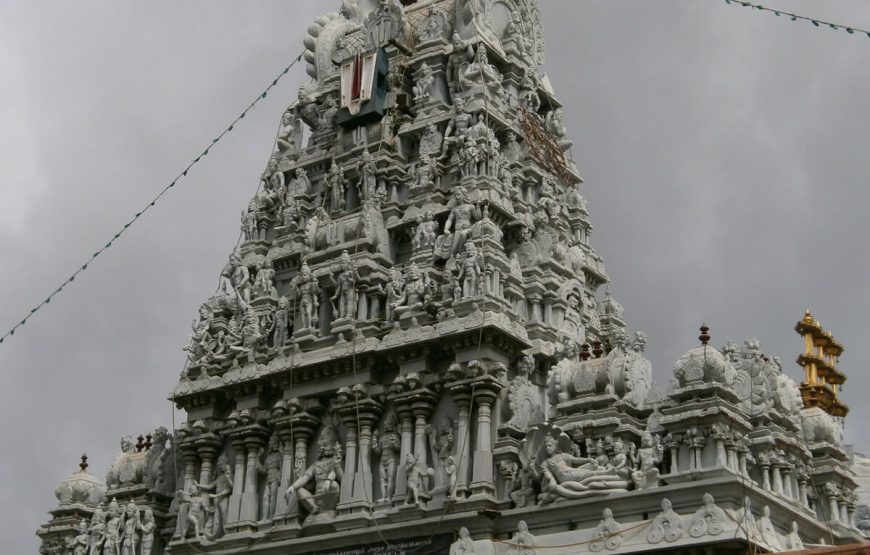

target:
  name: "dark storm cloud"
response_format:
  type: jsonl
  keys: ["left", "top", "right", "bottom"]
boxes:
{"left": 1, "top": 1, "right": 868, "bottom": 552}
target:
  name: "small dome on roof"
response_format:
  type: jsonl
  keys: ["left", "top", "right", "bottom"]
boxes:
{"left": 54, "top": 455, "right": 106, "bottom": 508}
{"left": 672, "top": 325, "right": 736, "bottom": 388}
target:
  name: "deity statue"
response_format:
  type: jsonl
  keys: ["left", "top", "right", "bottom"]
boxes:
{"left": 534, "top": 432, "right": 629, "bottom": 504}
{"left": 456, "top": 241, "right": 483, "bottom": 298}
{"left": 68, "top": 520, "right": 89, "bottom": 555}
{"left": 502, "top": 130, "right": 521, "bottom": 164}
{"left": 519, "top": 69, "right": 541, "bottom": 112}
{"left": 285, "top": 426, "right": 343, "bottom": 516}
{"left": 509, "top": 464, "right": 537, "bottom": 508}
{"left": 325, "top": 163, "right": 346, "bottom": 214}
{"left": 330, "top": 250, "right": 360, "bottom": 320}
{"left": 241, "top": 199, "right": 258, "bottom": 242}
{"left": 410, "top": 152, "right": 437, "bottom": 190}
{"left": 221, "top": 253, "right": 251, "bottom": 303}
{"left": 419, "top": 124, "right": 443, "bottom": 158}
{"left": 459, "top": 43, "right": 502, "bottom": 97}
{"left": 441, "top": 97, "right": 473, "bottom": 159}
{"left": 439, "top": 267, "right": 461, "bottom": 304}
{"left": 253, "top": 259, "right": 278, "bottom": 299}
{"left": 508, "top": 520, "right": 536, "bottom": 555}
{"left": 176, "top": 483, "right": 209, "bottom": 541}
{"left": 290, "top": 262, "right": 320, "bottom": 333}
{"left": 260, "top": 435, "right": 283, "bottom": 520}
{"left": 119, "top": 502, "right": 139, "bottom": 555}
{"left": 205, "top": 461, "right": 232, "bottom": 538}
{"left": 427, "top": 418, "right": 455, "bottom": 486}
{"left": 104, "top": 500, "right": 122, "bottom": 555}
{"left": 404, "top": 453, "right": 433, "bottom": 507}
{"left": 446, "top": 34, "right": 475, "bottom": 92}
{"left": 545, "top": 108, "right": 572, "bottom": 150}
{"left": 412, "top": 210, "right": 438, "bottom": 254}
{"left": 272, "top": 296, "right": 291, "bottom": 348}
{"left": 435, "top": 187, "right": 481, "bottom": 261}
{"left": 391, "top": 263, "right": 432, "bottom": 318}
{"left": 318, "top": 96, "right": 339, "bottom": 133}
{"left": 288, "top": 167, "right": 312, "bottom": 197}
{"left": 276, "top": 108, "right": 304, "bottom": 158}
{"left": 384, "top": 268, "right": 405, "bottom": 321}
{"left": 184, "top": 304, "right": 214, "bottom": 365}
{"left": 372, "top": 412, "right": 401, "bottom": 502}
{"left": 450, "top": 527, "right": 476, "bottom": 555}
{"left": 630, "top": 432, "right": 663, "bottom": 489}
{"left": 412, "top": 62, "right": 435, "bottom": 104}
{"left": 87, "top": 505, "right": 106, "bottom": 555}
{"left": 139, "top": 509, "right": 156, "bottom": 555}
{"left": 357, "top": 150, "right": 378, "bottom": 201}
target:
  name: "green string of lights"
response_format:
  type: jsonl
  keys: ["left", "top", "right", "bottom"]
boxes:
{"left": 0, "top": 51, "right": 305, "bottom": 346}
{"left": 722, "top": 0, "right": 870, "bottom": 39}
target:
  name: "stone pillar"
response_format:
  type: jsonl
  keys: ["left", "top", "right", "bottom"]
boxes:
{"left": 760, "top": 459, "right": 771, "bottom": 491}
{"left": 828, "top": 491, "right": 840, "bottom": 523}
{"left": 352, "top": 411, "right": 379, "bottom": 505}
{"left": 180, "top": 444, "right": 198, "bottom": 492}
{"left": 782, "top": 466, "right": 794, "bottom": 500}
{"left": 798, "top": 478, "right": 810, "bottom": 508}
{"left": 273, "top": 423, "right": 296, "bottom": 518}
{"left": 413, "top": 405, "right": 430, "bottom": 460}
{"left": 393, "top": 405, "right": 414, "bottom": 502}
{"left": 450, "top": 387, "right": 472, "bottom": 498}
{"left": 772, "top": 464, "right": 784, "bottom": 496}
{"left": 712, "top": 430, "right": 727, "bottom": 467}
{"left": 839, "top": 498, "right": 849, "bottom": 525}
{"left": 692, "top": 437, "right": 706, "bottom": 470}
{"left": 339, "top": 425, "right": 358, "bottom": 508}
{"left": 725, "top": 438, "right": 738, "bottom": 472}
{"left": 665, "top": 435, "right": 679, "bottom": 474}
{"left": 195, "top": 435, "right": 221, "bottom": 486}
{"left": 227, "top": 440, "right": 246, "bottom": 524}
{"left": 529, "top": 295, "right": 542, "bottom": 322}
{"left": 470, "top": 388, "right": 499, "bottom": 498}
{"left": 240, "top": 430, "right": 269, "bottom": 523}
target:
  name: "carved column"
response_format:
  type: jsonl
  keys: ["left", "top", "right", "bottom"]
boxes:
{"left": 470, "top": 375, "right": 504, "bottom": 499}
{"left": 227, "top": 438, "right": 246, "bottom": 524}
{"left": 447, "top": 384, "right": 472, "bottom": 498}
{"left": 711, "top": 428, "right": 727, "bottom": 467}
{"left": 273, "top": 406, "right": 319, "bottom": 518}
{"left": 839, "top": 496, "right": 849, "bottom": 525}
{"left": 827, "top": 488, "right": 841, "bottom": 523}
{"left": 338, "top": 420, "right": 358, "bottom": 508}
{"left": 195, "top": 434, "right": 222, "bottom": 486}
{"left": 760, "top": 456, "right": 771, "bottom": 491}
{"left": 781, "top": 465, "right": 794, "bottom": 501}
{"left": 179, "top": 442, "right": 198, "bottom": 492}
{"left": 771, "top": 462, "right": 784, "bottom": 496}
{"left": 798, "top": 474, "right": 810, "bottom": 508}
{"left": 664, "top": 434, "right": 680, "bottom": 474}
{"left": 239, "top": 426, "right": 270, "bottom": 523}
{"left": 338, "top": 396, "right": 381, "bottom": 509}
{"left": 725, "top": 436, "right": 738, "bottom": 472}
{"left": 393, "top": 404, "right": 414, "bottom": 502}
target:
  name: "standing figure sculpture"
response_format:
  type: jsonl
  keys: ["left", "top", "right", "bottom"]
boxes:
{"left": 357, "top": 150, "right": 378, "bottom": 201}
{"left": 176, "top": 483, "right": 208, "bottom": 542}
{"left": 272, "top": 297, "right": 291, "bottom": 348}
{"left": 426, "top": 418, "right": 455, "bottom": 487}
{"left": 139, "top": 509, "right": 156, "bottom": 555}
{"left": 260, "top": 435, "right": 283, "bottom": 521}
{"left": 119, "top": 502, "right": 139, "bottom": 555}
{"left": 441, "top": 97, "right": 473, "bottom": 160}
{"left": 385, "top": 269, "right": 405, "bottom": 321}
{"left": 456, "top": 241, "right": 484, "bottom": 298}
{"left": 372, "top": 412, "right": 401, "bottom": 502}
{"left": 404, "top": 453, "right": 433, "bottom": 508}
{"left": 103, "top": 501, "right": 122, "bottom": 555}
{"left": 87, "top": 506, "right": 106, "bottom": 555}
{"left": 222, "top": 253, "right": 251, "bottom": 303}
{"left": 290, "top": 262, "right": 320, "bottom": 333}
{"left": 206, "top": 461, "right": 233, "bottom": 538}
{"left": 325, "top": 163, "right": 346, "bottom": 214}
{"left": 69, "top": 520, "right": 89, "bottom": 555}
{"left": 412, "top": 211, "right": 439, "bottom": 254}
{"left": 331, "top": 250, "right": 361, "bottom": 320}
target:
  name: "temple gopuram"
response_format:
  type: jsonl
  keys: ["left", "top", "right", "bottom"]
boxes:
{"left": 36, "top": 1, "right": 868, "bottom": 553}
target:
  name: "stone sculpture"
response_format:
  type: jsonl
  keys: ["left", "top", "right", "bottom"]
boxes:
{"left": 456, "top": 241, "right": 483, "bottom": 298}
{"left": 435, "top": 187, "right": 481, "bottom": 261}
{"left": 412, "top": 62, "right": 435, "bottom": 104}
{"left": 630, "top": 432, "right": 662, "bottom": 489}
{"left": 427, "top": 418, "right": 456, "bottom": 487}
{"left": 450, "top": 527, "right": 476, "bottom": 555}
{"left": 372, "top": 411, "right": 400, "bottom": 502}
{"left": 688, "top": 493, "right": 725, "bottom": 538}
{"left": 507, "top": 520, "right": 536, "bottom": 555}
{"left": 325, "top": 163, "right": 347, "bottom": 214}
{"left": 330, "top": 250, "right": 360, "bottom": 320}
{"left": 404, "top": 453, "right": 434, "bottom": 507}
{"left": 286, "top": 425, "right": 343, "bottom": 518}
{"left": 757, "top": 505, "right": 784, "bottom": 551}
{"left": 290, "top": 262, "right": 320, "bottom": 333}
{"left": 648, "top": 498, "right": 683, "bottom": 544}
{"left": 590, "top": 508, "right": 622, "bottom": 551}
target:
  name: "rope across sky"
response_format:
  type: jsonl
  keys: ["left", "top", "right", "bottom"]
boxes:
{"left": 0, "top": 51, "right": 305, "bottom": 346}
{"left": 721, "top": 0, "right": 870, "bottom": 39}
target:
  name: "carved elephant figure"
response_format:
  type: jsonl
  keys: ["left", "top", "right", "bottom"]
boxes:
{"left": 801, "top": 407, "right": 842, "bottom": 445}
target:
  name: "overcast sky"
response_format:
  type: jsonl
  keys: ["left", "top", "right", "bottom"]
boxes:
{"left": 2, "top": 1, "right": 869, "bottom": 552}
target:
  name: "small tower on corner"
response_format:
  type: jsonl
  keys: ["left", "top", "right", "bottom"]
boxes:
{"left": 795, "top": 309, "right": 849, "bottom": 417}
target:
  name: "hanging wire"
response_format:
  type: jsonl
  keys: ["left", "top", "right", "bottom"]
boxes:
{"left": 720, "top": 0, "right": 870, "bottom": 40}
{"left": 0, "top": 50, "right": 306, "bottom": 347}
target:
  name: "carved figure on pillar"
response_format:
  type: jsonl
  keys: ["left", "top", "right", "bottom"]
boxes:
{"left": 357, "top": 150, "right": 378, "bottom": 202}
{"left": 404, "top": 453, "right": 434, "bottom": 507}
{"left": 87, "top": 505, "right": 107, "bottom": 555}
{"left": 630, "top": 432, "right": 663, "bottom": 490}
{"left": 441, "top": 97, "right": 473, "bottom": 159}
{"left": 426, "top": 417, "right": 456, "bottom": 487}
{"left": 385, "top": 269, "right": 405, "bottom": 321}
{"left": 176, "top": 483, "right": 208, "bottom": 541}
{"left": 325, "top": 163, "right": 347, "bottom": 214}
{"left": 205, "top": 459, "right": 232, "bottom": 538}
{"left": 372, "top": 411, "right": 401, "bottom": 502}
{"left": 260, "top": 435, "right": 283, "bottom": 521}
{"left": 412, "top": 210, "right": 439, "bottom": 254}
{"left": 331, "top": 250, "right": 360, "bottom": 320}
{"left": 104, "top": 500, "right": 122, "bottom": 555}
{"left": 69, "top": 520, "right": 89, "bottom": 555}
{"left": 119, "top": 502, "right": 139, "bottom": 555}
{"left": 139, "top": 509, "right": 156, "bottom": 555}
{"left": 272, "top": 297, "right": 291, "bottom": 348}
{"left": 412, "top": 62, "right": 435, "bottom": 104}
{"left": 285, "top": 425, "right": 343, "bottom": 517}
{"left": 456, "top": 241, "right": 484, "bottom": 298}
{"left": 290, "top": 262, "right": 320, "bottom": 333}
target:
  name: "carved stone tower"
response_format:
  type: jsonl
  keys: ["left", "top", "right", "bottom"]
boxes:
{"left": 36, "top": 2, "right": 867, "bottom": 554}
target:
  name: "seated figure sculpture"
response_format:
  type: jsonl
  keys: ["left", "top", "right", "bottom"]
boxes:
{"left": 285, "top": 426, "right": 343, "bottom": 518}
{"left": 524, "top": 426, "right": 629, "bottom": 505}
